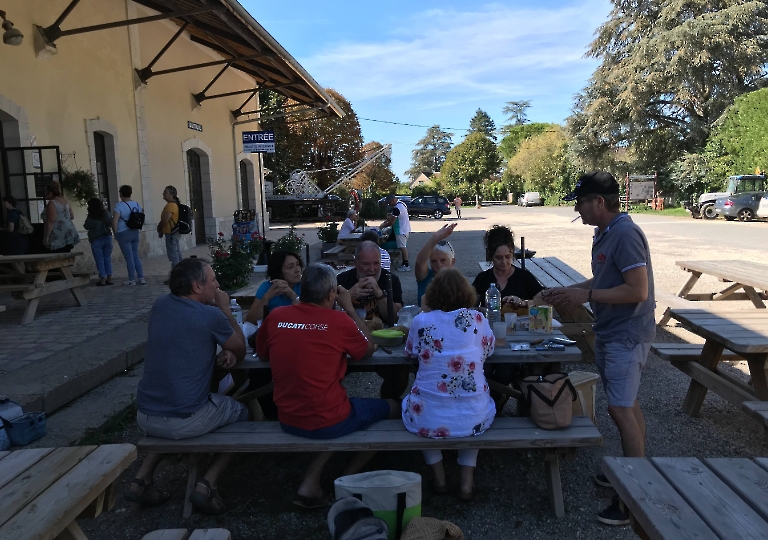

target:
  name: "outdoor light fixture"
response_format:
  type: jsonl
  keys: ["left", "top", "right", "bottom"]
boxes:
{"left": 0, "top": 10, "right": 24, "bottom": 46}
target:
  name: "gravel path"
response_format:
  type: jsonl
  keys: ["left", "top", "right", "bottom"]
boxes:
{"left": 81, "top": 206, "right": 768, "bottom": 539}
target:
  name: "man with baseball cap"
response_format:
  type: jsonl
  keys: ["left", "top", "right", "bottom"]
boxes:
{"left": 414, "top": 223, "right": 457, "bottom": 307}
{"left": 543, "top": 171, "right": 655, "bottom": 527}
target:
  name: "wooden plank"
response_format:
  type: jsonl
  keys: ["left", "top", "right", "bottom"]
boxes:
{"left": 651, "top": 343, "right": 742, "bottom": 362}
{"left": 602, "top": 457, "right": 718, "bottom": 540}
{"left": 141, "top": 530, "right": 190, "bottom": 540}
{"left": 0, "top": 451, "right": 10, "bottom": 461}
{"left": 0, "top": 284, "right": 36, "bottom": 291}
{"left": 188, "top": 530, "right": 232, "bottom": 540}
{"left": 676, "top": 271, "right": 702, "bottom": 299}
{"left": 20, "top": 276, "right": 90, "bottom": 300}
{"left": 676, "top": 261, "right": 768, "bottom": 291}
{"left": 748, "top": 354, "right": 768, "bottom": 401}
{"left": 652, "top": 457, "right": 768, "bottom": 539}
{"left": 0, "top": 444, "right": 137, "bottom": 540}
{"left": 742, "top": 401, "right": 768, "bottom": 427}
{"left": 681, "top": 340, "right": 725, "bottom": 416}
{"left": 534, "top": 258, "right": 579, "bottom": 288}
{"left": 55, "top": 521, "right": 88, "bottom": 540}
{"left": 0, "top": 448, "right": 55, "bottom": 490}
{"left": 704, "top": 458, "right": 768, "bottom": 522}
{"left": 0, "top": 447, "right": 95, "bottom": 527}
{"left": 543, "top": 257, "right": 588, "bottom": 283}
{"left": 183, "top": 454, "right": 201, "bottom": 519}
{"left": 673, "top": 359, "right": 755, "bottom": 412}
{"left": 755, "top": 458, "right": 768, "bottom": 474}
{"left": 543, "top": 450, "right": 564, "bottom": 519}
{"left": 60, "top": 266, "right": 86, "bottom": 307}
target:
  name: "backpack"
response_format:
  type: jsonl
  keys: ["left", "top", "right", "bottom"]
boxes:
{"left": 17, "top": 213, "right": 34, "bottom": 235}
{"left": 121, "top": 202, "right": 145, "bottom": 230}
{"left": 171, "top": 203, "right": 192, "bottom": 235}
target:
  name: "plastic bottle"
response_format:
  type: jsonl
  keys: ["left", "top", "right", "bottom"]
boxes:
{"left": 485, "top": 283, "right": 502, "bottom": 325}
{"left": 230, "top": 299, "right": 242, "bottom": 325}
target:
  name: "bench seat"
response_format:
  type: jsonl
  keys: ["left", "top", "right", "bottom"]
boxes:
{"left": 142, "top": 529, "right": 231, "bottom": 540}
{"left": 742, "top": 401, "right": 768, "bottom": 432}
{"left": 651, "top": 343, "right": 742, "bottom": 362}
{"left": 323, "top": 245, "right": 347, "bottom": 255}
{"left": 656, "top": 290, "right": 697, "bottom": 326}
{"left": 139, "top": 417, "right": 602, "bottom": 519}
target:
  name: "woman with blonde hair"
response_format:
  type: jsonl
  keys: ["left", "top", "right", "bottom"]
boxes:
{"left": 44, "top": 181, "right": 80, "bottom": 253}
{"left": 403, "top": 268, "right": 495, "bottom": 500}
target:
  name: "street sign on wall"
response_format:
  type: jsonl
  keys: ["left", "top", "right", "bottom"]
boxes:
{"left": 243, "top": 130, "right": 275, "bottom": 153}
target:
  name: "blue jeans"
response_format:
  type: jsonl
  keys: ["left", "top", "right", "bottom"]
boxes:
{"left": 90, "top": 235, "right": 113, "bottom": 278}
{"left": 115, "top": 229, "right": 144, "bottom": 281}
{"left": 164, "top": 232, "right": 182, "bottom": 269}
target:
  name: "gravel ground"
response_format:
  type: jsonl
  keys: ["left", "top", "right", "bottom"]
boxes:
{"left": 80, "top": 206, "right": 768, "bottom": 539}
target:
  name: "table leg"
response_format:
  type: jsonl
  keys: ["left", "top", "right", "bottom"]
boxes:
{"left": 712, "top": 282, "right": 744, "bottom": 301}
{"left": 61, "top": 266, "right": 87, "bottom": 306}
{"left": 183, "top": 454, "right": 201, "bottom": 519}
{"left": 682, "top": 340, "right": 724, "bottom": 417}
{"left": 743, "top": 286, "right": 766, "bottom": 309}
{"left": 747, "top": 353, "right": 768, "bottom": 401}
{"left": 676, "top": 271, "right": 702, "bottom": 299}
{"left": 544, "top": 450, "right": 564, "bottom": 519}
{"left": 54, "top": 521, "right": 88, "bottom": 540}
{"left": 21, "top": 297, "right": 40, "bottom": 325}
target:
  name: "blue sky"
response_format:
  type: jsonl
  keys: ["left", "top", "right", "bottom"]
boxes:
{"left": 242, "top": 0, "right": 611, "bottom": 181}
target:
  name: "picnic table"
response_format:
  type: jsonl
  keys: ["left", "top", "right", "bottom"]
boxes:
{"left": 602, "top": 456, "right": 768, "bottom": 540}
{"left": 666, "top": 308, "right": 768, "bottom": 417}
{"left": 0, "top": 443, "right": 136, "bottom": 540}
{"left": 0, "top": 253, "right": 89, "bottom": 325}
{"left": 673, "top": 260, "right": 768, "bottom": 307}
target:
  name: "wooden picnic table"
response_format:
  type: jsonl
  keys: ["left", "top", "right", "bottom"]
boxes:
{"left": 0, "top": 443, "right": 136, "bottom": 540}
{"left": 602, "top": 456, "right": 768, "bottom": 540}
{"left": 0, "top": 253, "right": 90, "bottom": 325}
{"left": 672, "top": 260, "right": 768, "bottom": 307}
{"left": 667, "top": 308, "right": 768, "bottom": 417}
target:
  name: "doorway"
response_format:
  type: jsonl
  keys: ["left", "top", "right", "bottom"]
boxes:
{"left": 94, "top": 132, "right": 111, "bottom": 207}
{"left": 239, "top": 160, "right": 251, "bottom": 210}
{"left": 187, "top": 149, "right": 206, "bottom": 244}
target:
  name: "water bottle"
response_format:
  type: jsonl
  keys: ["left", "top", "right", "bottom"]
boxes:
{"left": 230, "top": 299, "right": 242, "bottom": 325}
{"left": 485, "top": 283, "right": 502, "bottom": 324}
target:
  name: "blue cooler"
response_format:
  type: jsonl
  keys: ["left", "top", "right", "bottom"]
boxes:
{"left": 1, "top": 412, "right": 47, "bottom": 446}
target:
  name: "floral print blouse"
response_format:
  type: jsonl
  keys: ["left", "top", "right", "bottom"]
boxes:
{"left": 402, "top": 308, "right": 496, "bottom": 438}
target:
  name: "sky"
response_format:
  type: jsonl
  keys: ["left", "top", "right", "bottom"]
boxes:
{"left": 241, "top": 0, "right": 612, "bottom": 182}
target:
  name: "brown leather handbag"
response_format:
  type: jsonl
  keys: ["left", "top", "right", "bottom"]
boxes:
{"left": 520, "top": 374, "right": 577, "bottom": 430}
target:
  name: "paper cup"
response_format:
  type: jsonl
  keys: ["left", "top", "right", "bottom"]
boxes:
{"left": 504, "top": 313, "right": 517, "bottom": 334}
{"left": 492, "top": 321, "right": 506, "bottom": 345}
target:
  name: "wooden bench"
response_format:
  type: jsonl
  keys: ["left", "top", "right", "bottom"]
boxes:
{"left": 323, "top": 245, "right": 347, "bottom": 256}
{"left": 603, "top": 456, "right": 768, "bottom": 539}
{"left": 742, "top": 401, "right": 768, "bottom": 433}
{"left": 139, "top": 417, "right": 602, "bottom": 519}
{"left": 142, "top": 529, "right": 231, "bottom": 540}
{"left": 651, "top": 343, "right": 742, "bottom": 362}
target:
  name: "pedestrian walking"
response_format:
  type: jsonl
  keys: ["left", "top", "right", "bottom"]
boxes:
{"left": 157, "top": 185, "right": 183, "bottom": 275}
{"left": 543, "top": 171, "right": 655, "bottom": 527}
{"left": 43, "top": 181, "right": 79, "bottom": 253}
{"left": 453, "top": 196, "right": 462, "bottom": 219}
{"left": 112, "top": 185, "right": 145, "bottom": 285}
{"left": 84, "top": 198, "right": 114, "bottom": 286}
{"left": 380, "top": 194, "right": 411, "bottom": 271}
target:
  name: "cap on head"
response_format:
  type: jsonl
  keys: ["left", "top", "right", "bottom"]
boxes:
{"left": 564, "top": 171, "right": 619, "bottom": 201}
{"left": 434, "top": 240, "right": 455, "bottom": 260}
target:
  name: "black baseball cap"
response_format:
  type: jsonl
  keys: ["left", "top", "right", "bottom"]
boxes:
{"left": 563, "top": 171, "right": 619, "bottom": 201}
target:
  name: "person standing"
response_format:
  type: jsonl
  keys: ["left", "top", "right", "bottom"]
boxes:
{"left": 112, "top": 185, "right": 145, "bottom": 285}
{"left": 2, "top": 196, "right": 29, "bottom": 255}
{"left": 382, "top": 194, "right": 411, "bottom": 272}
{"left": 453, "top": 196, "right": 462, "bottom": 219}
{"left": 543, "top": 171, "right": 655, "bottom": 527}
{"left": 43, "top": 182, "right": 80, "bottom": 253}
{"left": 157, "top": 186, "right": 182, "bottom": 274}
{"left": 83, "top": 198, "right": 114, "bottom": 286}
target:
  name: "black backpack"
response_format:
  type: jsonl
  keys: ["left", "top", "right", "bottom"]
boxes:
{"left": 121, "top": 202, "right": 145, "bottom": 230}
{"left": 172, "top": 203, "right": 192, "bottom": 235}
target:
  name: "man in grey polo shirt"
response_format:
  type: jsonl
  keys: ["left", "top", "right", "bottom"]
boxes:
{"left": 544, "top": 171, "right": 655, "bottom": 527}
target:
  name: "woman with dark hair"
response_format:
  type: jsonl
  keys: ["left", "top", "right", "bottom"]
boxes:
{"left": 44, "top": 181, "right": 79, "bottom": 253}
{"left": 403, "top": 268, "right": 494, "bottom": 500}
{"left": 84, "top": 198, "right": 114, "bottom": 285}
{"left": 112, "top": 184, "right": 145, "bottom": 285}
{"left": 245, "top": 251, "right": 303, "bottom": 323}
{"left": 2, "top": 195, "right": 29, "bottom": 255}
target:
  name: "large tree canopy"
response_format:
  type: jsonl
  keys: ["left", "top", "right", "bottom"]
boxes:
{"left": 405, "top": 125, "right": 453, "bottom": 179}
{"left": 440, "top": 132, "right": 502, "bottom": 197}
{"left": 352, "top": 141, "right": 399, "bottom": 195}
{"left": 569, "top": 0, "right": 768, "bottom": 171}
{"left": 469, "top": 109, "right": 497, "bottom": 141}
{"left": 498, "top": 123, "right": 558, "bottom": 161}
{"left": 501, "top": 100, "right": 531, "bottom": 130}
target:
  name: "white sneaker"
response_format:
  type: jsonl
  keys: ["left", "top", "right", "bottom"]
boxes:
{"left": 396, "top": 264, "right": 411, "bottom": 272}
{"left": 138, "top": 278, "right": 146, "bottom": 285}
{"left": 124, "top": 280, "right": 136, "bottom": 286}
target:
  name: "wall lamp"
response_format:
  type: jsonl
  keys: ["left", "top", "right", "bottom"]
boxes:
{"left": 0, "top": 10, "right": 24, "bottom": 46}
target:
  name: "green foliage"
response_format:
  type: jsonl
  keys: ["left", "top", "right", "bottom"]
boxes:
{"left": 60, "top": 168, "right": 98, "bottom": 206}
{"left": 317, "top": 221, "right": 339, "bottom": 243}
{"left": 481, "top": 180, "right": 510, "bottom": 201}
{"left": 469, "top": 109, "right": 497, "bottom": 141}
{"left": 271, "top": 224, "right": 307, "bottom": 257}
{"left": 354, "top": 141, "right": 399, "bottom": 194}
{"left": 498, "top": 123, "right": 557, "bottom": 161}
{"left": 208, "top": 232, "right": 264, "bottom": 291}
{"left": 501, "top": 100, "right": 531, "bottom": 129}
{"left": 704, "top": 88, "right": 768, "bottom": 183}
{"left": 406, "top": 126, "right": 454, "bottom": 179}
{"left": 505, "top": 127, "right": 579, "bottom": 204}
{"left": 440, "top": 133, "right": 502, "bottom": 197}
{"left": 359, "top": 197, "right": 387, "bottom": 220}
{"left": 667, "top": 153, "right": 720, "bottom": 202}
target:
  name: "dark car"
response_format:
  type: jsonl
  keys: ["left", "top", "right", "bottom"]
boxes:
{"left": 407, "top": 195, "right": 451, "bottom": 219}
{"left": 714, "top": 191, "right": 765, "bottom": 221}
{"left": 377, "top": 195, "right": 412, "bottom": 208}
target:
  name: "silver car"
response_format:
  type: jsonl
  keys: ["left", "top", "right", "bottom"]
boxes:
{"left": 714, "top": 191, "right": 765, "bottom": 221}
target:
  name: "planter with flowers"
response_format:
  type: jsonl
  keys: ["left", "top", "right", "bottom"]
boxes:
{"left": 317, "top": 221, "right": 339, "bottom": 254}
{"left": 208, "top": 231, "right": 263, "bottom": 291}
{"left": 271, "top": 223, "right": 307, "bottom": 260}
{"left": 60, "top": 168, "right": 98, "bottom": 206}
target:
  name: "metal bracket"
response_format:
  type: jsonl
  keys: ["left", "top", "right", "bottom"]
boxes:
{"left": 136, "top": 52, "right": 266, "bottom": 85}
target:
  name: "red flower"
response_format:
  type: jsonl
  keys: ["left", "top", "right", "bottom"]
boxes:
{"left": 433, "top": 339, "right": 442, "bottom": 350}
{"left": 417, "top": 428, "right": 430, "bottom": 437}
{"left": 420, "top": 349, "right": 432, "bottom": 364}
{"left": 481, "top": 336, "right": 489, "bottom": 348}
{"left": 436, "top": 381, "right": 448, "bottom": 393}
{"left": 218, "top": 232, "right": 224, "bottom": 237}
{"left": 475, "top": 313, "right": 483, "bottom": 323}
{"left": 468, "top": 361, "right": 476, "bottom": 371}
{"left": 411, "top": 386, "right": 420, "bottom": 395}
{"left": 411, "top": 402, "right": 423, "bottom": 415}
{"left": 448, "top": 356, "right": 465, "bottom": 373}
{"left": 434, "top": 426, "right": 450, "bottom": 438}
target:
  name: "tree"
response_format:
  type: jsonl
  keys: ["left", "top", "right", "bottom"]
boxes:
{"left": 469, "top": 109, "right": 496, "bottom": 141}
{"left": 667, "top": 153, "right": 714, "bottom": 202}
{"left": 569, "top": 0, "right": 768, "bottom": 171}
{"left": 498, "top": 123, "right": 557, "bottom": 161}
{"left": 502, "top": 100, "right": 531, "bottom": 129}
{"left": 504, "top": 127, "right": 579, "bottom": 204}
{"left": 352, "top": 141, "right": 399, "bottom": 195}
{"left": 405, "top": 125, "right": 453, "bottom": 179}
{"left": 440, "top": 132, "right": 502, "bottom": 198}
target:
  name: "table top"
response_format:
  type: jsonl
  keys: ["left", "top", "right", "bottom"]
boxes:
{"left": 0, "top": 444, "right": 136, "bottom": 540}
{"left": 0, "top": 253, "right": 81, "bottom": 263}
{"left": 602, "top": 456, "right": 768, "bottom": 540}
{"left": 668, "top": 308, "right": 768, "bottom": 354}
{"left": 676, "top": 260, "right": 768, "bottom": 290}
{"left": 478, "top": 257, "right": 588, "bottom": 290}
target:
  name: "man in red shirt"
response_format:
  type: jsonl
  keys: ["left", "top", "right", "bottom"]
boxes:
{"left": 256, "top": 263, "right": 399, "bottom": 508}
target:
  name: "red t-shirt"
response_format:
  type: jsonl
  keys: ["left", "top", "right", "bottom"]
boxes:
{"left": 255, "top": 303, "right": 370, "bottom": 430}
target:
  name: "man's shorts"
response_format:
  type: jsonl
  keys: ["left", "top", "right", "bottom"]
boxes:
{"left": 594, "top": 338, "right": 651, "bottom": 408}
{"left": 137, "top": 393, "right": 248, "bottom": 440}
{"left": 395, "top": 233, "right": 409, "bottom": 249}
{"left": 280, "top": 398, "right": 391, "bottom": 440}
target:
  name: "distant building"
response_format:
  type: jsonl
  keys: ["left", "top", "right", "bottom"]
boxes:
{"left": 409, "top": 172, "right": 432, "bottom": 189}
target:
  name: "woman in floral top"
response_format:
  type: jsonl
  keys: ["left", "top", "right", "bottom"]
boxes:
{"left": 402, "top": 268, "right": 495, "bottom": 500}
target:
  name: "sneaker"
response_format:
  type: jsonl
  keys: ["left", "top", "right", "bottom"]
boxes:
{"left": 396, "top": 264, "right": 411, "bottom": 272}
{"left": 138, "top": 278, "right": 146, "bottom": 285}
{"left": 124, "top": 280, "right": 136, "bottom": 286}
{"left": 594, "top": 472, "right": 612, "bottom": 488}
{"left": 598, "top": 495, "right": 629, "bottom": 526}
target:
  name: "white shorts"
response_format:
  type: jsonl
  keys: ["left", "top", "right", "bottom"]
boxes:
{"left": 395, "top": 234, "right": 409, "bottom": 248}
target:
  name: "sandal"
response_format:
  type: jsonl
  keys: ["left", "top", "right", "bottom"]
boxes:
{"left": 293, "top": 492, "right": 332, "bottom": 509}
{"left": 190, "top": 478, "right": 227, "bottom": 515}
{"left": 123, "top": 478, "right": 170, "bottom": 506}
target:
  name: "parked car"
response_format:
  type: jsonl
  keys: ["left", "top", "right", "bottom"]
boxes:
{"left": 406, "top": 195, "right": 451, "bottom": 219}
{"left": 758, "top": 192, "right": 768, "bottom": 219}
{"left": 518, "top": 192, "right": 542, "bottom": 206}
{"left": 377, "top": 195, "right": 412, "bottom": 208}
{"left": 714, "top": 191, "right": 765, "bottom": 221}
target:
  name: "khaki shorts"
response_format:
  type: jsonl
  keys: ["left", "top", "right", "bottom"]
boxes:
{"left": 395, "top": 233, "right": 409, "bottom": 248}
{"left": 137, "top": 393, "right": 248, "bottom": 440}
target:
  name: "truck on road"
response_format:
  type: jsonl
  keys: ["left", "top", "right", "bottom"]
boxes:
{"left": 687, "top": 174, "right": 765, "bottom": 219}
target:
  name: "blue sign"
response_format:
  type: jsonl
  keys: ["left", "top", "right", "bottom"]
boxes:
{"left": 243, "top": 130, "right": 275, "bottom": 153}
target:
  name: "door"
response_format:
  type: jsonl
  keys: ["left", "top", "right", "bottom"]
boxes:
{"left": 93, "top": 133, "right": 111, "bottom": 207}
{"left": 239, "top": 160, "right": 250, "bottom": 210}
{"left": 187, "top": 150, "right": 206, "bottom": 244}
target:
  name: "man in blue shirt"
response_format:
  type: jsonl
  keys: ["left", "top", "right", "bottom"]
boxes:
{"left": 544, "top": 171, "right": 655, "bottom": 527}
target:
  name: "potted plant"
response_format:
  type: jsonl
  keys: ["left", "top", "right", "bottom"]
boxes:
{"left": 60, "top": 168, "right": 98, "bottom": 206}
{"left": 317, "top": 221, "right": 339, "bottom": 252}
{"left": 272, "top": 223, "right": 307, "bottom": 260}
{"left": 208, "top": 231, "right": 263, "bottom": 292}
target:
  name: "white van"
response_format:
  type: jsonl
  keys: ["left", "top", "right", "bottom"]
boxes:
{"left": 757, "top": 192, "right": 768, "bottom": 219}
{"left": 518, "top": 192, "right": 542, "bottom": 207}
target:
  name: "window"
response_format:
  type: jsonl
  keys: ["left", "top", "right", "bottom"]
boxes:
{"left": 94, "top": 133, "right": 110, "bottom": 205}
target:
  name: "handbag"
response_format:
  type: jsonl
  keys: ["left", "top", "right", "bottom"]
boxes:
{"left": 520, "top": 373, "right": 577, "bottom": 430}
{"left": 334, "top": 471, "right": 421, "bottom": 540}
